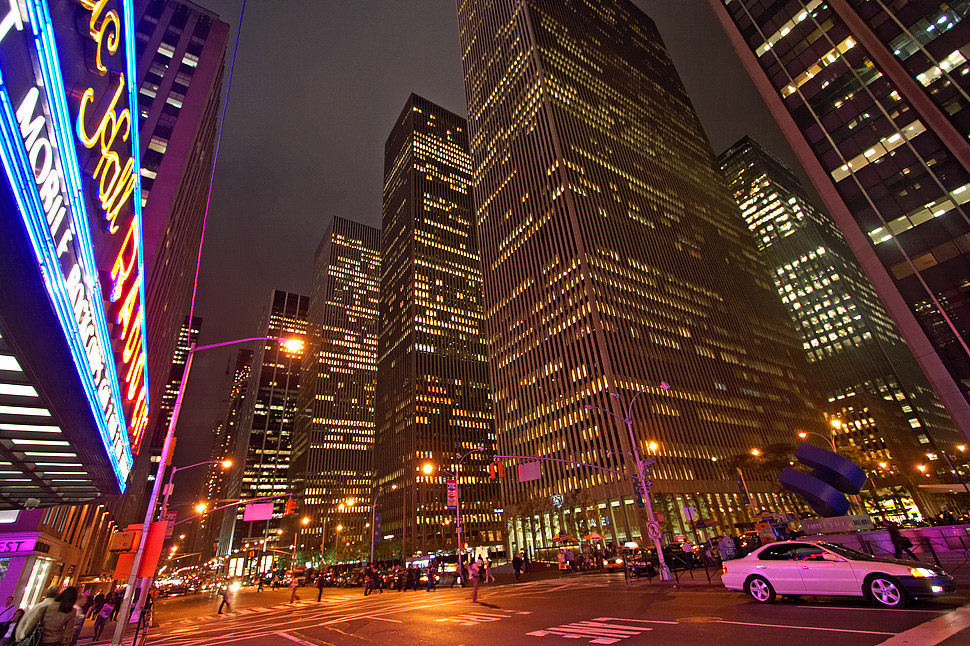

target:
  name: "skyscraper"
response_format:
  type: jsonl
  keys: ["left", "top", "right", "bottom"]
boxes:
{"left": 151, "top": 316, "right": 201, "bottom": 443}
{"left": 227, "top": 291, "right": 308, "bottom": 551}
{"left": 377, "top": 94, "right": 500, "bottom": 555}
{"left": 710, "top": 0, "right": 970, "bottom": 439}
{"left": 458, "top": 0, "right": 828, "bottom": 549}
{"left": 291, "top": 217, "right": 380, "bottom": 556}
{"left": 214, "top": 349, "right": 252, "bottom": 556}
{"left": 719, "top": 137, "right": 957, "bottom": 514}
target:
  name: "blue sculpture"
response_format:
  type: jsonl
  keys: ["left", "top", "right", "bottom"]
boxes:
{"left": 779, "top": 442, "right": 867, "bottom": 517}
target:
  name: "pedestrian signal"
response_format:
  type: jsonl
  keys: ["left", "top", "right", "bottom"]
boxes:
{"left": 284, "top": 498, "right": 296, "bottom": 515}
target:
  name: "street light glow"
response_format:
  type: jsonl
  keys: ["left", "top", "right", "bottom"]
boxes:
{"left": 422, "top": 463, "right": 434, "bottom": 474}
{"left": 958, "top": 445, "right": 967, "bottom": 452}
{"left": 346, "top": 498, "right": 356, "bottom": 506}
{"left": 798, "top": 431, "right": 807, "bottom": 439}
{"left": 281, "top": 338, "right": 304, "bottom": 353}
{"left": 301, "top": 516, "right": 310, "bottom": 525}
{"left": 194, "top": 502, "right": 206, "bottom": 513}
{"left": 830, "top": 419, "right": 843, "bottom": 429}
{"left": 917, "top": 464, "right": 927, "bottom": 472}
{"left": 220, "top": 459, "right": 232, "bottom": 468}
{"left": 750, "top": 448, "right": 761, "bottom": 457}
{"left": 647, "top": 441, "right": 659, "bottom": 451}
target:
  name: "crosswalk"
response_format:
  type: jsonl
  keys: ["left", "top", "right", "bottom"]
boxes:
{"left": 527, "top": 618, "right": 654, "bottom": 645}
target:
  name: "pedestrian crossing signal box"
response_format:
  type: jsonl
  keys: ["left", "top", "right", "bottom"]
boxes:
{"left": 108, "top": 529, "right": 139, "bottom": 552}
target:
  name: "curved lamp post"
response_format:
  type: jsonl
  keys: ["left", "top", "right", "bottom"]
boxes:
{"left": 369, "top": 484, "right": 397, "bottom": 564}
{"left": 585, "top": 388, "right": 669, "bottom": 580}
{"left": 112, "top": 336, "right": 302, "bottom": 645}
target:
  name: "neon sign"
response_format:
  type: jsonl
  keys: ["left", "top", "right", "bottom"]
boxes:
{"left": 0, "top": 0, "right": 150, "bottom": 487}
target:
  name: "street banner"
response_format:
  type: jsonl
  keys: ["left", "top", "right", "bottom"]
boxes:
{"left": 164, "top": 510, "right": 178, "bottom": 538}
{"left": 446, "top": 479, "right": 458, "bottom": 510}
{"left": 374, "top": 512, "right": 382, "bottom": 544}
{"left": 243, "top": 501, "right": 274, "bottom": 521}
{"left": 736, "top": 475, "right": 750, "bottom": 505}
{"left": 517, "top": 461, "right": 541, "bottom": 482}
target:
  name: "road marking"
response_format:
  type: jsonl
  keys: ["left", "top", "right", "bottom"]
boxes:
{"left": 874, "top": 603, "right": 970, "bottom": 646}
{"left": 273, "top": 632, "right": 318, "bottom": 646}
{"left": 360, "top": 615, "right": 402, "bottom": 623}
{"left": 715, "top": 620, "right": 894, "bottom": 635}
{"left": 795, "top": 605, "right": 949, "bottom": 613}
{"left": 528, "top": 620, "right": 653, "bottom": 644}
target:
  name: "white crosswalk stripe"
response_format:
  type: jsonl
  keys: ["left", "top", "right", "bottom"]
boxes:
{"left": 528, "top": 619, "right": 653, "bottom": 645}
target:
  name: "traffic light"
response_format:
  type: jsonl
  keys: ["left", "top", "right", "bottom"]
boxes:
{"left": 284, "top": 498, "right": 296, "bottom": 515}
{"left": 488, "top": 461, "right": 506, "bottom": 479}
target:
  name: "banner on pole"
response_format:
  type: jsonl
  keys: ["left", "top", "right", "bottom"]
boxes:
{"left": 446, "top": 479, "right": 458, "bottom": 510}
{"left": 373, "top": 512, "right": 382, "bottom": 544}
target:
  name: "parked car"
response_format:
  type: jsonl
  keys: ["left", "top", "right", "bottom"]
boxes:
{"left": 721, "top": 540, "right": 955, "bottom": 607}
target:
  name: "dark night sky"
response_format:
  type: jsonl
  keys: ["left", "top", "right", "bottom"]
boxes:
{"left": 169, "top": 0, "right": 803, "bottom": 501}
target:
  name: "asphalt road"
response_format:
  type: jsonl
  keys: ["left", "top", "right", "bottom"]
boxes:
{"left": 96, "top": 572, "right": 970, "bottom": 646}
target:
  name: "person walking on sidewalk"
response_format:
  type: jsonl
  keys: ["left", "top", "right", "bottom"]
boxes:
{"left": 289, "top": 577, "right": 301, "bottom": 604}
{"left": 109, "top": 589, "right": 123, "bottom": 622}
{"left": 484, "top": 557, "right": 495, "bottom": 583}
{"left": 91, "top": 601, "right": 113, "bottom": 641}
{"left": 363, "top": 564, "right": 374, "bottom": 596}
{"left": 884, "top": 520, "right": 917, "bottom": 560}
{"left": 217, "top": 586, "right": 232, "bottom": 614}
{"left": 16, "top": 586, "right": 77, "bottom": 646}
{"left": 426, "top": 560, "right": 437, "bottom": 591}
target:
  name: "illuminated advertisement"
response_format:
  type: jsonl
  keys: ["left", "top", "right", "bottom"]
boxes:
{"left": 0, "top": 0, "right": 149, "bottom": 487}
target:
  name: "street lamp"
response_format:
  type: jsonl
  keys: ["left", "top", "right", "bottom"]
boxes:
{"left": 158, "top": 459, "right": 232, "bottom": 523}
{"left": 797, "top": 430, "right": 837, "bottom": 452}
{"left": 333, "top": 525, "right": 343, "bottom": 564}
{"left": 584, "top": 387, "right": 670, "bottom": 581}
{"left": 112, "top": 335, "right": 301, "bottom": 646}
{"left": 369, "top": 484, "right": 397, "bottom": 564}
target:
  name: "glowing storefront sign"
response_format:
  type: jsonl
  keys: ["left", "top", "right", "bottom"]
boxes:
{"left": 0, "top": 0, "right": 150, "bottom": 487}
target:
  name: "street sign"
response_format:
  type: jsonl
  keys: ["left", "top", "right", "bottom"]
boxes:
{"left": 643, "top": 480, "right": 653, "bottom": 487}
{"left": 645, "top": 521, "right": 662, "bottom": 539}
{"left": 446, "top": 479, "right": 458, "bottom": 510}
{"left": 640, "top": 458, "right": 656, "bottom": 470}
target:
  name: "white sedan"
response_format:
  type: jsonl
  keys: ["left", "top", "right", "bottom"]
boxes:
{"left": 721, "top": 540, "right": 955, "bottom": 607}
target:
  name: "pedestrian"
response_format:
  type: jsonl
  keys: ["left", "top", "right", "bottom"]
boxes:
{"left": 217, "top": 585, "right": 232, "bottom": 614}
{"left": 565, "top": 548, "right": 575, "bottom": 572}
{"left": 557, "top": 549, "right": 568, "bottom": 576}
{"left": 289, "top": 577, "right": 301, "bottom": 603}
{"left": 0, "top": 597, "right": 15, "bottom": 626}
{"left": 363, "top": 564, "right": 374, "bottom": 596}
{"left": 426, "top": 560, "right": 437, "bottom": 591}
{"left": 79, "top": 590, "right": 92, "bottom": 620}
{"left": 91, "top": 601, "right": 113, "bottom": 641}
{"left": 89, "top": 591, "right": 105, "bottom": 619}
{"left": 523, "top": 550, "right": 531, "bottom": 573}
{"left": 485, "top": 556, "right": 495, "bottom": 583}
{"left": 109, "top": 589, "right": 122, "bottom": 622}
{"left": 316, "top": 571, "right": 326, "bottom": 602}
{"left": 469, "top": 558, "right": 483, "bottom": 603}
{"left": 396, "top": 566, "right": 406, "bottom": 592}
{"left": 883, "top": 520, "right": 917, "bottom": 559}
{"left": 512, "top": 553, "right": 523, "bottom": 581}
{"left": 0, "top": 608, "right": 23, "bottom": 646}
{"left": 257, "top": 577, "right": 264, "bottom": 592}
{"left": 16, "top": 585, "right": 77, "bottom": 646}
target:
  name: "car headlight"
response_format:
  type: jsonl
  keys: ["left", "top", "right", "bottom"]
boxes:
{"left": 909, "top": 567, "right": 936, "bottom": 578}
{"left": 615, "top": 558, "right": 623, "bottom": 564}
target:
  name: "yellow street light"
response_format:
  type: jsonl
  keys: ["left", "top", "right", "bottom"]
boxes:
{"left": 194, "top": 502, "right": 207, "bottom": 513}
{"left": 917, "top": 464, "right": 927, "bottom": 473}
{"left": 220, "top": 459, "right": 233, "bottom": 468}
{"left": 879, "top": 462, "right": 888, "bottom": 469}
{"left": 422, "top": 463, "right": 434, "bottom": 474}
{"left": 179, "top": 534, "right": 185, "bottom": 540}
{"left": 301, "top": 517, "right": 310, "bottom": 525}
{"left": 336, "top": 525, "right": 343, "bottom": 532}
{"left": 830, "top": 419, "right": 843, "bottom": 429}
{"left": 281, "top": 338, "right": 304, "bottom": 353}
{"left": 751, "top": 448, "right": 761, "bottom": 457}
{"left": 276, "top": 529, "right": 284, "bottom": 535}
{"left": 647, "top": 441, "right": 659, "bottom": 452}
{"left": 346, "top": 498, "right": 356, "bottom": 507}
{"left": 391, "top": 484, "right": 398, "bottom": 490}
{"left": 958, "top": 445, "right": 967, "bottom": 452}
{"left": 798, "top": 431, "right": 807, "bottom": 439}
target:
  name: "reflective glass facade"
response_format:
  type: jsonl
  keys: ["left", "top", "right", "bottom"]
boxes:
{"left": 291, "top": 217, "right": 381, "bottom": 554}
{"left": 712, "top": 0, "right": 970, "bottom": 437}
{"left": 377, "top": 94, "right": 499, "bottom": 555}
{"left": 458, "top": 0, "right": 829, "bottom": 548}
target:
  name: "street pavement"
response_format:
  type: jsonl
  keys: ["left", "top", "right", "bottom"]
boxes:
{"left": 82, "top": 570, "right": 970, "bottom": 646}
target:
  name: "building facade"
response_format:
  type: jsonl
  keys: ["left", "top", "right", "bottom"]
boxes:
{"left": 227, "top": 291, "right": 308, "bottom": 556}
{"left": 719, "top": 136, "right": 959, "bottom": 516}
{"left": 291, "top": 217, "right": 381, "bottom": 563}
{"left": 134, "top": 0, "right": 228, "bottom": 443}
{"left": 376, "top": 94, "right": 500, "bottom": 556}
{"left": 710, "top": 0, "right": 970, "bottom": 440}
{"left": 457, "top": 0, "right": 828, "bottom": 551}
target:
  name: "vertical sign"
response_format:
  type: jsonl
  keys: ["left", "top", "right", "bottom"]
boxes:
{"left": 446, "top": 478, "right": 458, "bottom": 510}
{"left": 373, "top": 512, "right": 381, "bottom": 545}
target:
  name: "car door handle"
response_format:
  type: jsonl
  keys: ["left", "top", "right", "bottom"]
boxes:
{"left": 801, "top": 567, "right": 810, "bottom": 569}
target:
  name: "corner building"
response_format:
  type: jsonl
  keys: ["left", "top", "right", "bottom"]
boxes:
{"left": 290, "top": 217, "right": 380, "bottom": 557}
{"left": 458, "top": 0, "right": 828, "bottom": 548}
{"left": 720, "top": 137, "right": 959, "bottom": 516}
{"left": 377, "top": 95, "right": 500, "bottom": 556}
{"left": 710, "top": 0, "right": 970, "bottom": 439}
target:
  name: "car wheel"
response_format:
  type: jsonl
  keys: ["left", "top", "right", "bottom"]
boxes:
{"left": 746, "top": 576, "right": 776, "bottom": 603}
{"left": 866, "top": 575, "right": 908, "bottom": 608}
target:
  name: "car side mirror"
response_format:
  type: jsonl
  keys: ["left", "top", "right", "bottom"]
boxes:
{"left": 822, "top": 553, "right": 842, "bottom": 562}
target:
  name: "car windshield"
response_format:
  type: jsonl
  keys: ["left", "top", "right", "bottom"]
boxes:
{"left": 817, "top": 541, "right": 873, "bottom": 560}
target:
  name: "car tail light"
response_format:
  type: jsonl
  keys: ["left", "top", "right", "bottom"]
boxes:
{"left": 722, "top": 564, "right": 727, "bottom": 575}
